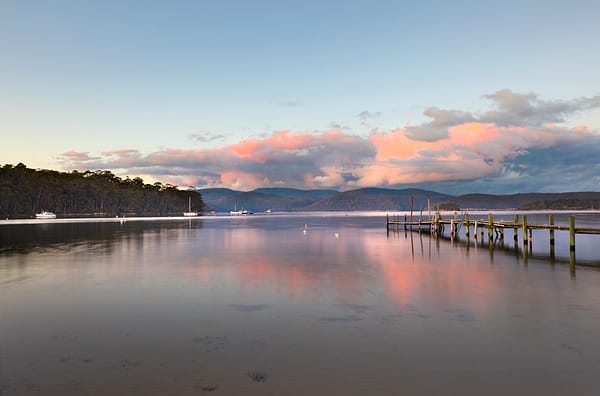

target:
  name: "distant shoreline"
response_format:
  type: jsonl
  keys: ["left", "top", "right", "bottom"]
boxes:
{"left": 2, "top": 209, "right": 599, "bottom": 226}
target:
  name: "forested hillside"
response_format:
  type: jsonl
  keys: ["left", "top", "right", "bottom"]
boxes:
{"left": 519, "top": 198, "right": 600, "bottom": 210}
{"left": 454, "top": 192, "right": 600, "bottom": 209}
{"left": 303, "top": 188, "right": 453, "bottom": 211}
{"left": 0, "top": 163, "right": 204, "bottom": 218}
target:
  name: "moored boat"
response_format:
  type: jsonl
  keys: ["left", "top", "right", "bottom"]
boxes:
{"left": 230, "top": 202, "right": 244, "bottom": 215}
{"left": 36, "top": 211, "right": 56, "bottom": 219}
{"left": 183, "top": 197, "right": 198, "bottom": 217}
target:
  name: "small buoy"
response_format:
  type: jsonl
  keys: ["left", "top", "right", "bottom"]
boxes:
{"left": 303, "top": 229, "right": 307, "bottom": 235}
{"left": 334, "top": 232, "right": 340, "bottom": 238}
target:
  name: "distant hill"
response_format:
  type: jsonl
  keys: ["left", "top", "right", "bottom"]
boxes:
{"left": 199, "top": 187, "right": 453, "bottom": 212}
{"left": 199, "top": 187, "right": 600, "bottom": 212}
{"left": 454, "top": 192, "right": 600, "bottom": 210}
{"left": 303, "top": 188, "right": 453, "bottom": 211}
{"left": 518, "top": 197, "right": 600, "bottom": 210}
{"left": 198, "top": 188, "right": 337, "bottom": 212}
{"left": 253, "top": 187, "right": 337, "bottom": 200}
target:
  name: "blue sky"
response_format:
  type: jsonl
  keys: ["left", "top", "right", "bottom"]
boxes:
{"left": 1, "top": 0, "right": 600, "bottom": 193}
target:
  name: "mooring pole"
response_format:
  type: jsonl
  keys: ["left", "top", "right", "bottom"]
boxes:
{"left": 513, "top": 214, "right": 519, "bottom": 245}
{"left": 386, "top": 214, "right": 390, "bottom": 236}
{"left": 570, "top": 215, "right": 576, "bottom": 277}
{"left": 488, "top": 213, "right": 494, "bottom": 244}
{"left": 427, "top": 195, "right": 431, "bottom": 221}
{"left": 569, "top": 216, "right": 575, "bottom": 261}
{"left": 465, "top": 213, "right": 470, "bottom": 240}
{"left": 410, "top": 196, "right": 414, "bottom": 231}
{"left": 522, "top": 215, "right": 528, "bottom": 260}
{"left": 549, "top": 214, "right": 555, "bottom": 259}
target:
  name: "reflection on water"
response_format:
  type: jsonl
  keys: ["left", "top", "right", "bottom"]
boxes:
{"left": 1, "top": 214, "right": 600, "bottom": 395}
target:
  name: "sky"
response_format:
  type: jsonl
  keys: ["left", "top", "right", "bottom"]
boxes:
{"left": 1, "top": 0, "right": 600, "bottom": 194}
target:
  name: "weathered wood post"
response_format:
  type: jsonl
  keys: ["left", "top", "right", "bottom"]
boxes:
{"left": 488, "top": 213, "right": 494, "bottom": 244}
{"left": 410, "top": 196, "right": 414, "bottom": 231}
{"left": 386, "top": 214, "right": 390, "bottom": 237}
{"left": 513, "top": 214, "right": 519, "bottom": 244}
{"left": 569, "top": 216, "right": 576, "bottom": 270}
{"left": 465, "top": 213, "right": 470, "bottom": 240}
{"left": 404, "top": 214, "right": 407, "bottom": 231}
{"left": 522, "top": 215, "right": 528, "bottom": 259}
{"left": 549, "top": 214, "right": 555, "bottom": 259}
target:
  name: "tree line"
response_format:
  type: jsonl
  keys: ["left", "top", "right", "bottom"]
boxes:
{"left": 0, "top": 163, "right": 204, "bottom": 218}
{"left": 519, "top": 198, "right": 600, "bottom": 210}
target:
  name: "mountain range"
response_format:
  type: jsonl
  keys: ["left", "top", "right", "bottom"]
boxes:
{"left": 198, "top": 187, "right": 600, "bottom": 212}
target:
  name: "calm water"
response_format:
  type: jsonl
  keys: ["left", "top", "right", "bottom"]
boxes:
{"left": 1, "top": 213, "right": 600, "bottom": 395}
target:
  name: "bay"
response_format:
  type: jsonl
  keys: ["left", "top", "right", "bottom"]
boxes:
{"left": 1, "top": 212, "right": 600, "bottom": 395}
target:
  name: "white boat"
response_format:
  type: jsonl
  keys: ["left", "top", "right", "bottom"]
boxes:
{"left": 230, "top": 203, "right": 246, "bottom": 215}
{"left": 36, "top": 211, "right": 56, "bottom": 219}
{"left": 183, "top": 197, "right": 198, "bottom": 217}
{"left": 264, "top": 209, "right": 272, "bottom": 214}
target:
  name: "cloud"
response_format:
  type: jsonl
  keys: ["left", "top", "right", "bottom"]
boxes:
{"left": 60, "top": 150, "right": 98, "bottom": 162}
{"left": 405, "top": 107, "right": 475, "bottom": 141}
{"left": 60, "top": 129, "right": 376, "bottom": 190}
{"left": 278, "top": 101, "right": 303, "bottom": 107}
{"left": 358, "top": 110, "right": 381, "bottom": 120}
{"left": 329, "top": 122, "right": 351, "bottom": 130}
{"left": 189, "top": 131, "right": 225, "bottom": 142}
{"left": 58, "top": 90, "right": 600, "bottom": 193}
{"left": 405, "top": 89, "right": 600, "bottom": 142}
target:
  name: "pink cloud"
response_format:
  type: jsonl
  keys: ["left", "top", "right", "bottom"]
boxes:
{"left": 60, "top": 150, "right": 96, "bottom": 161}
{"left": 266, "top": 130, "right": 313, "bottom": 150}
{"left": 57, "top": 89, "right": 599, "bottom": 190}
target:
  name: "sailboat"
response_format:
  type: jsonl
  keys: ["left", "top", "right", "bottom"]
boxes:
{"left": 230, "top": 202, "right": 244, "bottom": 215}
{"left": 183, "top": 197, "right": 198, "bottom": 217}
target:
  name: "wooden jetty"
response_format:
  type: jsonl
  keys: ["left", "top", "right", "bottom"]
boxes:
{"left": 386, "top": 212, "right": 600, "bottom": 271}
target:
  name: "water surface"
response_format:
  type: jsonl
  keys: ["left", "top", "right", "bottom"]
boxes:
{"left": 1, "top": 213, "right": 600, "bottom": 395}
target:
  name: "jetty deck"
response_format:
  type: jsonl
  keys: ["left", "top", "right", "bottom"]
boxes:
{"left": 386, "top": 212, "right": 600, "bottom": 274}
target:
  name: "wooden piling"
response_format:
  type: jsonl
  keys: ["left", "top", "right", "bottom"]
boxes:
{"left": 522, "top": 215, "right": 528, "bottom": 245}
{"left": 465, "top": 213, "right": 470, "bottom": 240}
{"left": 570, "top": 216, "right": 576, "bottom": 276}
{"left": 522, "top": 215, "right": 528, "bottom": 259}
{"left": 410, "top": 196, "right": 414, "bottom": 230}
{"left": 549, "top": 214, "right": 555, "bottom": 259}
{"left": 569, "top": 216, "right": 576, "bottom": 253}
{"left": 488, "top": 213, "right": 494, "bottom": 243}
{"left": 513, "top": 214, "right": 519, "bottom": 244}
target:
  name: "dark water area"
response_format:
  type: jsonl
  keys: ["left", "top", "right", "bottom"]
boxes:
{"left": 1, "top": 213, "right": 600, "bottom": 395}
